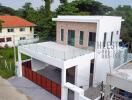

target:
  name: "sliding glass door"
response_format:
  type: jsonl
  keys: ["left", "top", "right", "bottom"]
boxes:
{"left": 68, "top": 30, "right": 75, "bottom": 46}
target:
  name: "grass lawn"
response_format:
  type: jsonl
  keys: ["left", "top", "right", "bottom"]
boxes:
{"left": 0, "top": 47, "right": 30, "bottom": 79}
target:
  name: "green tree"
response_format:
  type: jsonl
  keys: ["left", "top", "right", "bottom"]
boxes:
{"left": 43, "top": 0, "right": 52, "bottom": 18}
{"left": 0, "top": 4, "right": 16, "bottom": 15}
{"left": 56, "top": 0, "right": 113, "bottom": 15}
{"left": 110, "top": 5, "right": 132, "bottom": 42}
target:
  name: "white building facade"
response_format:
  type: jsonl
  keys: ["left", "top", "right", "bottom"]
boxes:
{"left": 17, "top": 16, "right": 131, "bottom": 100}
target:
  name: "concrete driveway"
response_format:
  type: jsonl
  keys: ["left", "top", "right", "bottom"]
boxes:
{"left": 0, "top": 77, "right": 29, "bottom": 100}
{"left": 8, "top": 77, "right": 60, "bottom": 100}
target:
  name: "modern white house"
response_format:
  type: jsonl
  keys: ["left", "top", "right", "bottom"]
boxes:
{"left": 0, "top": 15, "right": 38, "bottom": 47}
{"left": 17, "top": 16, "right": 132, "bottom": 100}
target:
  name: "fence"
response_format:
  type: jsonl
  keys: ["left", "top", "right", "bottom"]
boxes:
{"left": 22, "top": 61, "right": 61, "bottom": 98}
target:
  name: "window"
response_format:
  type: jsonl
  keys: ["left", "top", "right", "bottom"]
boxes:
{"left": 20, "top": 37, "right": 26, "bottom": 40}
{"left": 110, "top": 32, "right": 113, "bottom": 45}
{"left": 89, "top": 32, "right": 96, "bottom": 47}
{"left": 68, "top": 30, "right": 75, "bottom": 46}
{"left": 30, "top": 27, "right": 32, "bottom": 32}
{"left": 8, "top": 28, "right": 14, "bottom": 32}
{"left": 0, "top": 28, "right": 2, "bottom": 33}
{"left": 0, "top": 38, "right": 5, "bottom": 42}
{"left": 20, "top": 28, "right": 25, "bottom": 32}
{"left": 103, "top": 32, "right": 107, "bottom": 48}
{"left": 79, "top": 31, "right": 84, "bottom": 45}
{"left": 6, "top": 37, "right": 12, "bottom": 42}
{"left": 61, "top": 29, "right": 64, "bottom": 41}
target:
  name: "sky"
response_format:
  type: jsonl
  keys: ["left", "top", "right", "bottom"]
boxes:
{"left": 0, "top": 0, "right": 132, "bottom": 10}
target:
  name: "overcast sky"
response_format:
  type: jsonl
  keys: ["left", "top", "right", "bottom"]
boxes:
{"left": 0, "top": 0, "right": 132, "bottom": 10}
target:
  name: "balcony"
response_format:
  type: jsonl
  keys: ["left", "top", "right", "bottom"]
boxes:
{"left": 18, "top": 34, "right": 39, "bottom": 45}
{"left": 19, "top": 41, "right": 94, "bottom": 61}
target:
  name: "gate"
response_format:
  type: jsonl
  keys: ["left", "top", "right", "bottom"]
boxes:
{"left": 22, "top": 61, "right": 61, "bottom": 98}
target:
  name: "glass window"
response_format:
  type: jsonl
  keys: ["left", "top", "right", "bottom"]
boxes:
{"left": 6, "top": 37, "right": 12, "bottom": 42}
{"left": 0, "top": 28, "right": 2, "bottom": 33}
{"left": 89, "top": 32, "right": 96, "bottom": 47}
{"left": 0, "top": 38, "right": 5, "bottom": 42}
{"left": 61, "top": 29, "right": 64, "bottom": 41}
{"left": 20, "top": 28, "right": 25, "bottom": 32}
{"left": 103, "top": 32, "right": 107, "bottom": 48}
{"left": 79, "top": 31, "right": 84, "bottom": 45}
{"left": 20, "top": 37, "right": 26, "bottom": 40}
{"left": 111, "top": 32, "right": 113, "bottom": 45}
{"left": 8, "top": 28, "right": 14, "bottom": 32}
{"left": 68, "top": 30, "right": 75, "bottom": 46}
{"left": 30, "top": 27, "right": 32, "bottom": 32}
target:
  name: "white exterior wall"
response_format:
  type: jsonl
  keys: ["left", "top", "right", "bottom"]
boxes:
{"left": 0, "top": 27, "right": 34, "bottom": 47}
{"left": 93, "top": 18, "right": 122, "bottom": 86}
{"left": 64, "top": 52, "right": 94, "bottom": 90}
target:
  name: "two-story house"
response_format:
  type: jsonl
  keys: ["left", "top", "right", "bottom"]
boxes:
{"left": 17, "top": 16, "right": 132, "bottom": 100}
{"left": 0, "top": 15, "right": 37, "bottom": 47}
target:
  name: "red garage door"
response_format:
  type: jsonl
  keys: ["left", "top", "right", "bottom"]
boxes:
{"left": 22, "top": 61, "right": 61, "bottom": 98}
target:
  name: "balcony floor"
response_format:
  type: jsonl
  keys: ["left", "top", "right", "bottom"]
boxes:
{"left": 19, "top": 41, "right": 94, "bottom": 61}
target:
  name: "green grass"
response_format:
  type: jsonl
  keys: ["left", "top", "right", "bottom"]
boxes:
{"left": 0, "top": 47, "right": 30, "bottom": 79}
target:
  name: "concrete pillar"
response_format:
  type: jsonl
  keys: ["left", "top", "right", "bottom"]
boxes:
{"left": 61, "top": 68, "right": 68, "bottom": 100}
{"left": 104, "top": 74, "right": 111, "bottom": 100}
{"left": 17, "top": 52, "right": 22, "bottom": 77}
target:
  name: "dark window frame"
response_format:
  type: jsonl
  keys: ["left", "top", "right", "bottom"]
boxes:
{"left": 20, "top": 28, "right": 25, "bottom": 32}
{"left": 20, "top": 37, "right": 26, "bottom": 40}
{"left": 79, "top": 31, "right": 84, "bottom": 45}
{"left": 61, "top": 29, "right": 64, "bottom": 41}
{"left": 103, "top": 32, "right": 107, "bottom": 48}
{"left": 110, "top": 32, "right": 113, "bottom": 45}
{"left": 6, "top": 37, "right": 12, "bottom": 42}
{"left": 88, "top": 32, "right": 96, "bottom": 47}
{"left": 8, "top": 28, "right": 14, "bottom": 32}
{"left": 0, "top": 38, "right": 5, "bottom": 42}
{"left": 30, "top": 27, "right": 32, "bottom": 32}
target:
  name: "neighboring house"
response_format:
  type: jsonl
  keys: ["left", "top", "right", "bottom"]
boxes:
{"left": 0, "top": 15, "right": 37, "bottom": 47}
{"left": 17, "top": 16, "right": 132, "bottom": 100}
{"left": 104, "top": 60, "right": 132, "bottom": 100}
{"left": 50, "top": 0, "right": 74, "bottom": 11}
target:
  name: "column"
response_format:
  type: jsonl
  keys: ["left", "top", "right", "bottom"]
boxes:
{"left": 17, "top": 51, "right": 22, "bottom": 77}
{"left": 104, "top": 74, "right": 111, "bottom": 100}
{"left": 61, "top": 68, "right": 68, "bottom": 100}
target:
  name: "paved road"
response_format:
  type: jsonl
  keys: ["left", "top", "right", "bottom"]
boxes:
{"left": 0, "top": 77, "right": 29, "bottom": 100}
{"left": 8, "top": 77, "right": 60, "bottom": 100}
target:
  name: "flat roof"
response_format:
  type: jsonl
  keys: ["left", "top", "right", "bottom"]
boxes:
{"left": 52, "top": 16, "right": 123, "bottom": 23}
{"left": 112, "top": 60, "right": 132, "bottom": 81}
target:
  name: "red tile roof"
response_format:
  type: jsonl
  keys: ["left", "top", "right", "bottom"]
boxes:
{"left": 0, "top": 15, "right": 36, "bottom": 27}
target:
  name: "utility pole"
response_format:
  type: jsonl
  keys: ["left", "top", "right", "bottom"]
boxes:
{"left": 13, "top": 35, "right": 17, "bottom": 75}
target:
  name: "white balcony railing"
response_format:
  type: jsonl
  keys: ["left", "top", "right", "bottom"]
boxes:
{"left": 19, "top": 42, "right": 94, "bottom": 61}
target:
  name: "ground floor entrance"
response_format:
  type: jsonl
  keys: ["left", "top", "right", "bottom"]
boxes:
{"left": 22, "top": 61, "right": 61, "bottom": 98}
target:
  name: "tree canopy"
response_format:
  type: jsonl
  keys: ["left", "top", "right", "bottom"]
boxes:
{"left": 56, "top": 0, "right": 113, "bottom": 15}
{"left": 110, "top": 5, "right": 132, "bottom": 42}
